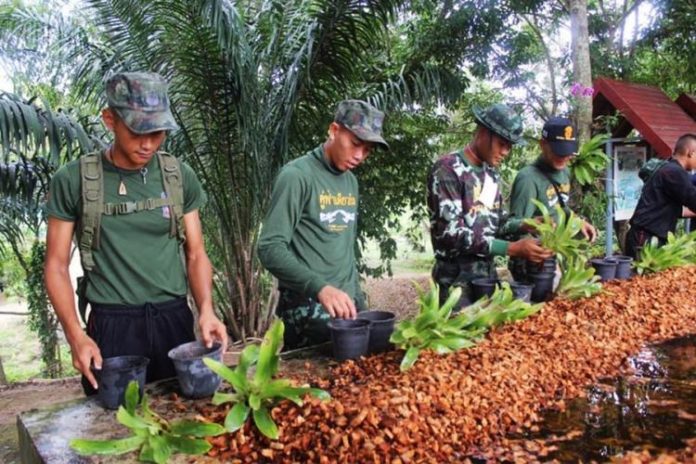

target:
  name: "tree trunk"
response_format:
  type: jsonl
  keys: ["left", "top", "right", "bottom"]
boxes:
{"left": 0, "top": 356, "right": 7, "bottom": 385}
{"left": 569, "top": 0, "right": 593, "bottom": 142}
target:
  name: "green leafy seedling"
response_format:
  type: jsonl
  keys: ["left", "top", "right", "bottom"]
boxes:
{"left": 390, "top": 280, "right": 541, "bottom": 372}
{"left": 556, "top": 258, "right": 602, "bottom": 300}
{"left": 70, "top": 381, "right": 225, "bottom": 463}
{"left": 390, "top": 281, "right": 485, "bottom": 371}
{"left": 524, "top": 200, "right": 589, "bottom": 264}
{"left": 635, "top": 231, "right": 696, "bottom": 275}
{"left": 455, "top": 282, "right": 543, "bottom": 329}
{"left": 204, "top": 320, "right": 330, "bottom": 439}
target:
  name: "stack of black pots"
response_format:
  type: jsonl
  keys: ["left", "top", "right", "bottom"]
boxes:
{"left": 328, "top": 310, "right": 396, "bottom": 361}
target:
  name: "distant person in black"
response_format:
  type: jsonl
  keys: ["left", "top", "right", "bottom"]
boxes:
{"left": 626, "top": 133, "right": 696, "bottom": 258}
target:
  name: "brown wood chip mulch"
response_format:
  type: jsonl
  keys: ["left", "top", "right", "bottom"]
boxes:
{"left": 201, "top": 266, "right": 696, "bottom": 463}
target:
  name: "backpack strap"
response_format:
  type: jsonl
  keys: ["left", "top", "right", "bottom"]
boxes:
{"left": 533, "top": 165, "right": 567, "bottom": 210}
{"left": 157, "top": 151, "right": 186, "bottom": 243}
{"left": 79, "top": 152, "right": 104, "bottom": 272}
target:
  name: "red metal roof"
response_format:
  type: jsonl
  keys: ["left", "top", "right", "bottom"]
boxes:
{"left": 676, "top": 93, "right": 696, "bottom": 121}
{"left": 592, "top": 78, "right": 696, "bottom": 158}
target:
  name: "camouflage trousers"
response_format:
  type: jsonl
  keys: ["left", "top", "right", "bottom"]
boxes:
{"left": 277, "top": 288, "right": 366, "bottom": 350}
{"left": 432, "top": 257, "right": 496, "bottom": 311}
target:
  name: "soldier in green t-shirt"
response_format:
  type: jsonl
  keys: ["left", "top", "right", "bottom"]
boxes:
{"left": 508, "top": 117, "right": 597, "bottom": 281}
{"left": 258, "top": 100, "right": 389, "bottom": 349}
{"left": 44, "top": 72, "right": 227, "bottom": 393}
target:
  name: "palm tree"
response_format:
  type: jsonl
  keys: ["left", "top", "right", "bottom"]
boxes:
{"left": 2, "top": 0, "right": 464, "bottom": 341}
{"left": 0, "top": 91, "right": 97, "bottom": 377}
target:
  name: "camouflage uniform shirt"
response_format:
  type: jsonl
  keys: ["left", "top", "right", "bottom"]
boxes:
{"left": 428, "top": 149, "right": 522, "bottom": 262}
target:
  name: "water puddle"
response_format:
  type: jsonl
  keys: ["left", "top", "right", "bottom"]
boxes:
{"left": 516, "top": 335, "right": 696, "bottom": 461}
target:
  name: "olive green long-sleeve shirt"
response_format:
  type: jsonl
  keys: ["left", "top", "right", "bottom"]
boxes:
{"left": 509, "top": 156, "right": 571, "bottom": 228}
{"left": 258, "top": 146, "right": 361, "bottom": 299}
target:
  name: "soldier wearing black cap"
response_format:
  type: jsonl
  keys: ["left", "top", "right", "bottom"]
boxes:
{"left": 44, "top": 72, "right": 227, "bottom": 394}
{"left": 507, "top": 116, "right": 597, "bottom": 282}
{"left": 258, "top": 100, "right": 388, "bottom": 349}
{"left": 427, "top": 104, "right": 553, "bottom": 308}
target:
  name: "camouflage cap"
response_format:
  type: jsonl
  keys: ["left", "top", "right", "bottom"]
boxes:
{"left": 334, "top": 100, "right": 389, "bottom": 150}
{"left": 472, "top": 103, "right": 525, "bottom": 145}
{"left": 105, "top": 72, "right": 179, "bottom": 134}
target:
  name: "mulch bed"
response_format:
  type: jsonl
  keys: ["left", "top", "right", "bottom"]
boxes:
{"left": 196, "top": 266, "right": 696, "bottom": 463}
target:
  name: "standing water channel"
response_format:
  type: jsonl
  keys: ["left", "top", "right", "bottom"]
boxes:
{"left": 511, "top": 334, "right": 696, "bottom": 461}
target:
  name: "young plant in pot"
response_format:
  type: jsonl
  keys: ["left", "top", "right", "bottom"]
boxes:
{"left": 523, "top": 200, "right": 589, "bottom": 264}
{"left": 71, "top": 381, "right": 225, "bottom": 463}
{"left": 203, "top": 320, "right": 330, "bottom": 439}
{"left": 524, "top": 201, "right": 599, "bottom": 299}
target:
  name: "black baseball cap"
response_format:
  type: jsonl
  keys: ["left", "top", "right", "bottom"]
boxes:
{"left": 542, "top": 117, "right": 578, "bottom": 157}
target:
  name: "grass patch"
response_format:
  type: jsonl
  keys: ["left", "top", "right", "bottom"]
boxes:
{"left": 0, "top": 312, "right": 76, "bottom": 382}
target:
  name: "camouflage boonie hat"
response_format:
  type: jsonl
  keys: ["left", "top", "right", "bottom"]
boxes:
{"left": 334, "top": 100, "right": 389, "bottom": 150}
{"left": 105, "top": 72, "right": 179, "bottom": 134}
{"left": 472, "top": 103, "right": 525, "bottom": 145}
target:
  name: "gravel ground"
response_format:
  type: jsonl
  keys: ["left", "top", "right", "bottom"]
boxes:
{"left": 198, "top": 266, "right": 696, "bottom": 463}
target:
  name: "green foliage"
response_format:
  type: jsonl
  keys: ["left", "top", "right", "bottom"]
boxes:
{"left": 26, "top": 241, "right": 61, "bottom": 377}
{"left": 634, "top": 231, "right": 696, "bottom": 275}
{"left": 390, "top": 281, "right": 541, "bottom": 372}
{"left": 570, "top": 134, "right": 609, "bottom": 186}
{"left": 556, "top": 258, "right": 602, "bottom": 300}
{"left": 459, "top": 282, "right": 543, "bottom": 329}
{"left": 390, "top": 282, "right": 482, "bottom": 371}
{"left": 71, "top": 381, "right": 225, "bottom": 463}
{"left": 204, "top": 320, "right": 329, "bottom": 439}
{"left": 526, "top": 200, "right": 603, "bottom": 299}
{"left": 524, "top": 200, "right": 589, "bottom": 264}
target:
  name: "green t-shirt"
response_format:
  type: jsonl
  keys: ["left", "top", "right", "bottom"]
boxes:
{"left": 46, "top": 151, "right": 206, "bottom": 305}
{"left": 509, "top": 156, "right": 571, "bottom": 227}
{"left": 257, "top": 145, "right": 360, "bottom": 299}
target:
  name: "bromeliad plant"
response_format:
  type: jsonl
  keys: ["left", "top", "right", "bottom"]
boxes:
{"left": 635, "top": 231, "right": 696, "bottom": 275}
{"left": 459, "top": 282, "right": 543, "bottom": 329}
{"left": 524, "top": 200, "right": 589, "bottom": 265}
{"left": 70, "top": 381, "right": 225, "bottom": 463}
{"left": 390, "top": 282, "right": 484, "bottom": 372}
{"left": 203, "top": 320, "right": 329, "bottom": 440}
{"left": 390, "top": 281, "right": 542, "bottom": 372}
{"left": 524, "top": 200, "right": 602, "bottom": 299}
{"left": 556, "top": 258, "right": 602, "bottom": 300}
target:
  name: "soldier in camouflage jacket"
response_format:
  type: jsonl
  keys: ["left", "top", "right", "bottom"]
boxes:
{"left": 428, "top": 104, "right": 553, "bottom": 307}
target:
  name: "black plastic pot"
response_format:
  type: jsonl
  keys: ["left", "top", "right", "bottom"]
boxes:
{"left": 470, "top": 278, "right": 500, "bottom": 301}
{"left": 613, "top": 255, "right": 634, "bottom": 279}
{"left": 591, "top": 258, "right": 618, "bottom": 282}
{"left": 529, "top": 271, "right": 555, "bottom": 303}
{"left": 357, "top": 310, "right": 396, "bottom": 354}
{"left": 510, "top": 281, "right": 534, "bottom": 303}
{"left": 527, "top": 256, "right": 557, "bottom": 274}
{"left": 95, "top": 355, "right": 149, "bottom": 409}
{"left": 328, "top": 319, "right": 370, "bottom": 361}
{"left": 168, "top": 341, "right": 222, "bottom": 398}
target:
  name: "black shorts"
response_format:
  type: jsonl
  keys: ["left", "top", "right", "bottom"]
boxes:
{"left": 81, "top": 297, "right": 195, "bottom": 395}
